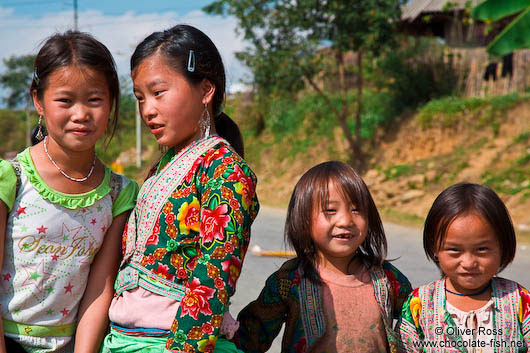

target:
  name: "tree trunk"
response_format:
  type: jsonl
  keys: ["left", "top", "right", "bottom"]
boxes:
{"left": 353, "top": 51, "right": 364, "bottom": 169}
{"left": 336, "top": 49, "right": 363, "bottom": 169}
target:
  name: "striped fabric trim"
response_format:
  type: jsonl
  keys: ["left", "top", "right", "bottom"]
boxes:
{"left": 110, "top": 323, "right": 170, "bottom": 337}
{"left": 298, "top": 273, "right": 325, "bottom": 346}
{"left": 2, "top": 318, "right": 76, "bottom": 337}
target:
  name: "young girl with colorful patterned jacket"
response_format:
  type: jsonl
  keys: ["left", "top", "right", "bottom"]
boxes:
{"left": 234, "top": 161, "right": 411, "bottom": 353}
{"left": 100, "top": 25, "right": 259, "bottom": 353}
{"left": 398, "top": 183, "right": 530, "bottom": 352}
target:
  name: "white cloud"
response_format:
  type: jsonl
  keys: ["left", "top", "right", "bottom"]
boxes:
{"left": 0, "top": 7, "right": 250, "bottom": 100}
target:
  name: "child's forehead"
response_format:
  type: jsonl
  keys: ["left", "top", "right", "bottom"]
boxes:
{"left": 314, "top": 179, "right": 357, "bottom": 205}
{"left": 49, "top": 65, "right": 107, "bottom": 87}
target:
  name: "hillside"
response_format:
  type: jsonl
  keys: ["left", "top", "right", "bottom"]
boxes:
{"left": 236, "top": 94, "right": 530, "bottom": 240}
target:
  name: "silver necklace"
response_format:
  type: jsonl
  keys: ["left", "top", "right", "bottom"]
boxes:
{"left": 43, "top": 136, "right": 96, "bottom": 182}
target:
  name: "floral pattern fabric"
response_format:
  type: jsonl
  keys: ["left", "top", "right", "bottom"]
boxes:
{"left": 116, "top": 140, "right": 259, "bottom": 352}
{"left": 398, "top": 278, "right": 530, "bottom": 352}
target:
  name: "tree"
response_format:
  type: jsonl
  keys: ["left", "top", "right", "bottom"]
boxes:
{"left": 204, "top": 0, "right": 403, "bottom": 168}
{"left": 472, "top": 0, "right": 530, "bottom": 56}
{"left": 0, "top": 55, "right": 36, "bottom": 147}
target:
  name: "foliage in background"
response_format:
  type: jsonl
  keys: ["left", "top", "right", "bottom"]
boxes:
{"left": 417, "top": 92, "right": 530, "bottom": 130}
{"left": 205, "top": 0, "right": 404, "bottom": 169}
{"left": 472, "top": 0, "right": 530, "bottom": 56}
{"left": 0, "top": 76, "right": 156, "bottom": 181}
{"left": 0, "top": 55, "right": 36, "bottom": 147}
{"left": 374, "top": 37, "right": 459, "bottom": 113}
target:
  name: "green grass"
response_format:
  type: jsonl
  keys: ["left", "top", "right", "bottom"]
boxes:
{"left": 383, "top": 164, "right": 414, "bottom": 179}
{"left": 417, "top": 93, "right": 530, "bottom": 129}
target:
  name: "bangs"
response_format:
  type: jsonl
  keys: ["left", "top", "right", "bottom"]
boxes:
{"left": 316, "top": 173, "right": 368, "bottom": 217}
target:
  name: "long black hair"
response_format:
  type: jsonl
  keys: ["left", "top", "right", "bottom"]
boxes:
{"left": 285, "top": 161, "right": 387, "bottom": 283}
{"left": 131, "top": 24, "right": 244, "bottom": 157}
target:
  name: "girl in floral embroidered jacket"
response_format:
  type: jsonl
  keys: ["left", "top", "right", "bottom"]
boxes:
{"left": 398, "top": 183, "right": 530, "bottom": 352}
{"left": 0, "top": 31, "right": 139, "bottom": 352}
{"left": 235, "top": 161, "right": 411, "bottom": 353}
{"left": 101, "top": 25, "right": 259, "bottom": 353}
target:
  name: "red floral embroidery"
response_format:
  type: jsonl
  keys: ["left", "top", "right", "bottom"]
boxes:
{"left": 153, "top": 263, "right": 175, "bottom": 281}
{"left": 165, "top": 213, "right": 176, "bottom": 225}
{"left": 180, "top": 278, "right": 215, "bottom": 320}
{"left": 211, "top": 315, "right": 223, "bottom": 328}
{"left": 121, "top": 222, "right": 128, "bottom": 255}
{"left": 204, "top": 147, "right": 229, "bottom": 168}
{"left": 147, "top": 254, "right": 156, "bottom": 265}
{"left": 214, "top": 277, "right": 225, "bottom": 290}
{"left": 177, "top": 268, "right": 188, "bottom": 279}
{"left": 200, "top": 204, "right": 230, "bottom": 244}
{"left": 201, "top": 322, "right": 213, "bottom": 335}
{"left": 227, "top": 164, "right": 255, "bottom": 209}
{"left": 222, "top": 156, "right": 234, "bottom": 164}
{"left": 223, "top": 242, "right": 234, "bottom": 253}
{"left": 146, "top": 222, "right": 160, "bottom": 246}
{"left": 184, "top": 157, "right": 203, "bottom": 183}
{"left": 385, "top": 268, "right": 400, "bottom": 298}
{"left": 221, "top": 257, "right": 242, "bottom": 288}
{"left": 229, "top": 198, "right": 240, "bottom": 211}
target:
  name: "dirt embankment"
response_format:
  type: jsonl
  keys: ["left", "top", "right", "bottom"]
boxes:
{"left": 251, "top": 102, "right": 530, "bottom": 237}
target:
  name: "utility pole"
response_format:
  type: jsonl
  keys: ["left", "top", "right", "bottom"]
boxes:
{"left": 74, "top": 0, "right": 78, "bottom": 30}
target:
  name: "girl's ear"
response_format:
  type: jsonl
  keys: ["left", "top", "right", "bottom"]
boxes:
{"left": 32, "top": 90, "right": 44, "bottom": 116}
{"left": 201, "top": 79, "right": 216, "bottom": 105}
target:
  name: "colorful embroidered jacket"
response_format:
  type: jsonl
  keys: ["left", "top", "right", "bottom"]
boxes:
{"left": 113, "top": 136, "right": 259, "bottom": 352}
{"left": 235, "top": 258, "right": 412, "bottom": 353}
{"left": 398, "top": 278, "right": 530, "bottom": 352}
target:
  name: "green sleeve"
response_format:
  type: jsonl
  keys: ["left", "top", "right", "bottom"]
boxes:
{"left": 397, "top": 290, "right": 424, "bottom": 352}
{"left": 167, "top": 147, "right": 259, "bottom": 351}
{"left": 111, "top": 178, "right": 139, "bottom": 217}
{"left": 0, "top": 160, "right": 17, "bottom": 211}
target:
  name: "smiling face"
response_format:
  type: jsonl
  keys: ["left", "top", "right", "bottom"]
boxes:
{"left": 132, "top": 52, "right": 215, "bottom": 151}
{"left": 310, "top": 180, "right": 368, "bottom": 274}
{"left": 32, "top": 65, "right": 110, "bottom": 153}
{"left": 436, "top": 212, "right": 501, "bottom": 294}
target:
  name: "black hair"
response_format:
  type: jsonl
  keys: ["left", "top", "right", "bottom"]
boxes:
{"left": 30, "top": 30, "right": 120, "bottom": 143}
{"left": 423, "top": 182, "right": 516, "bottom": 272}
{"left": 130, "top": 24, "right": 244, "bottom": 157}
{"left": 285, "top": 161, "right": 387, "bottom": 283}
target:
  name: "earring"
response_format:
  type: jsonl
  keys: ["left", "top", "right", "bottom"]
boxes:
{"left": 36, "top": 116, "right": 44, "bottom": 141}
{"left": 199, "top": 104, "right": 211, "bottom": 138}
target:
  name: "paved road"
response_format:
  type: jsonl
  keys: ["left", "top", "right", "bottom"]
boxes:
{"left": 230, "top": 206, "right": 530, "bottom": 352}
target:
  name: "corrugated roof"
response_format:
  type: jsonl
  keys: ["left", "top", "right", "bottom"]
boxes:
{"left": 402, "top": 0, "right": 482, "bottom": 21}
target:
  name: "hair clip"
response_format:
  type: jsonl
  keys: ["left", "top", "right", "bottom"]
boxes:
{"left": 187, "top": 50, "right": 195, "bottom": 72}
{"left": 33, "top": 68, "right": 40, "bottom": 85}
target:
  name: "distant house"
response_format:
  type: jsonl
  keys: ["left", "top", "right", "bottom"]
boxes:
{"left": 400, "top": 0, "right": 530, "bottom": 97}
{"left": 400, "top": 0, "right": 489, "bottom": 47}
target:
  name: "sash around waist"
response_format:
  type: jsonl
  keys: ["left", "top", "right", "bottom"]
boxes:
{"left": 2, "top": 318, "right": 76, "bottom": 337}
{"left": 114, "top": 262, "right": 186, "bottom": 301}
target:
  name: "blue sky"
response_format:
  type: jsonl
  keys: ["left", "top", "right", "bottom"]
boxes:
{"left": 0, "top": 0, "right": 249, "bottom": 103}
{"left": 3, "top": 0, "right": 216, "bottom": 17}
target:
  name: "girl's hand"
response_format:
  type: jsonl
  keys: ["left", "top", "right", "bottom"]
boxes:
{"left": 73, "top": 211, "right": 129, "bottom": 353}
